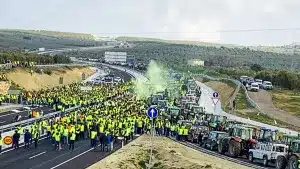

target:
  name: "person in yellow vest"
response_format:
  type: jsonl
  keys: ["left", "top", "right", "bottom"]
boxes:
{"left": 90, "top": 129, "right": 97, "bottom": 148}
{"left": 178, "top": 126, "right": 183, "bottom": 141}
{"left": 63, "top": 126, "right": 69, "bottom": 145}
{"left": 69, "top": 132, "right": 76, "bottom": 151}
{"left": 54, "top": 132, "right": 61, "bottom": 151}
{"left": 183, "top": 127, "right": 189, "bottom": 142}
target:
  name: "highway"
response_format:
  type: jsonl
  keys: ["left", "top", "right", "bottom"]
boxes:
{"left": 0, "top": 67, "right": 131, "bottom": 127}
{"left": 0, "top": 135, "right": 137, "bottom": 169}
{"left": 0, "top": 67, "right": 133, "bottom": 169}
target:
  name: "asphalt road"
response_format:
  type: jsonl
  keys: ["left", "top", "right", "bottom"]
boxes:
{"left": 0, "top": 136, "right": 136, "bottom": 169}
{"left": 0, "top": 67, "right": 132, "bottom": 127}
{"left": 0, "top": 106, "right": 54, "bottom": 126}
{"left": 0, "top": 67, "right": 134, "bottom": 169}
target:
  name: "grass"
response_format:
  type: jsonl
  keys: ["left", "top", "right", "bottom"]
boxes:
{"left": 234, "top": 87, "right": 248, "bottom": 110}
{"left": 235, "top": 110, "right": 300, "bottom": 131}
{"left": 271, "top": 89, "right": 300, "bottom": 117}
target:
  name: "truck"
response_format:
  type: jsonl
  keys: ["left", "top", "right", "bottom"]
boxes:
{"left": 248, "top": 143, "right": 288, "bottom": 167}
{"left": 38, "top": 47, "right": 45, "bottom": 52}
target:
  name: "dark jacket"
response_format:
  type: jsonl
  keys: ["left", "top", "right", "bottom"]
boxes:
{"left": 24, "top": 131, "right": 31, "bottom": 142}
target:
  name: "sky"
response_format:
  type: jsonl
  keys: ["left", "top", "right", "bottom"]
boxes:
{"left": 1, "top": 0, "right": 300, "bottom": 45}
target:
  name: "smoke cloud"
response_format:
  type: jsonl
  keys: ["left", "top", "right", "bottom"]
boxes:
{"left": 133, "top": 60, "right": 181, "bottom": 99}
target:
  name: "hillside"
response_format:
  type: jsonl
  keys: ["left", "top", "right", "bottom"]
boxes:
{"left": 116, "top": 36, "right": 237, "bottom": 48}
{"left": 0, "top": 29, "right": 105, "bottom": 50}
{"left": 69, "top": 40, "right": 300, "bottom": 70}
{"left": 3, "top": 67, "right": 95, "bottom": 91}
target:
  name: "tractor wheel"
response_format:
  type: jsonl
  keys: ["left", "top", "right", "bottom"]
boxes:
{"left": 229, "top": 140, "right": 241, "bottom": 158}
{"left": 218, "top": 142, "right": 225, "bottom": 154}
{"left": 288, "top": 155, "right": 299, "bottom": 169}
{"left": 275, "top": 156, "right": 287, "bottom": 169}
{"left": 263, "top": 155, "right": 269, "bottom": 166}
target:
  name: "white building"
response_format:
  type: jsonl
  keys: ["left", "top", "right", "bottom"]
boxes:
{"left": 187, "top": 59, "right": 204, "bottom": 66}
{"left": 104, "top": 52, "right": 127, "bottom": 63}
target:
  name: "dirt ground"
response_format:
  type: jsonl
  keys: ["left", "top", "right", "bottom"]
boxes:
{"left": 87, "top": 135, "right": 251, "bottom": 169}
{"left": 248, "top": 90, "right": 300, "bottom": 128}
{"left": 5, "top": 67, "right": 95, "bottom": 91}
{"left": 0, "top": 81, "right": 10, "bottom": 94}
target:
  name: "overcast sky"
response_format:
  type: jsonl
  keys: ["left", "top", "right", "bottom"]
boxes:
{"left": 1, "top": 0, "right": 300, "bottom": 45}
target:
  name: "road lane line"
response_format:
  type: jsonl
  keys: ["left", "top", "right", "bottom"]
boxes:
{"left": 0, "top": 111, "right": 22, "bottom": 117}
{"left": 29, "top": 151, "right": 47, "bottom": 159}
{"left": 50, "top": 148, "right": 94, "bottom": 169}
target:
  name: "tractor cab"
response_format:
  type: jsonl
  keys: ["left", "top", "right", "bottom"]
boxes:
{"left": 157, "top": 100, "right": 168, "bottom": 112}
{"left": 258, "top": 127, "right": 279, "bottom": 143}
{"left": 149, "top": 93, "right": 164, "bottom": 105}
{"left": 229, "top": 125, "right": 254, "bottom": 140}
{"left": 283, "top": 134, "right": 300, "bottom": 145}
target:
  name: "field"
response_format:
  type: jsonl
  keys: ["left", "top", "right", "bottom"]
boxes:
{"left": 4, "top": 66, "right": 95, "bottom": 91}
{"left": 271, "top": 89, "right": 300, "bottom": 117}
{"left": 87, "top": 135, "right": 251, "bottom": 169}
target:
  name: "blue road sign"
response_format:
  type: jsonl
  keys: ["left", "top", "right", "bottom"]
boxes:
{"left": 147, "top": 107, "right": 158, "bottom": 119}
{"left": 213, "top": 92, "right": 219, "bottom": 98}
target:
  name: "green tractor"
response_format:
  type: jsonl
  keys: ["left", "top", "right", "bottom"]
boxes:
{"left": 148, "top": 93, "right": 164, "bottom": 106}
{"left": 166, "top": 106, "right": 181, "bottom": 122}
{"left": 205, "top": 114, "right": 227, "bottom": 131}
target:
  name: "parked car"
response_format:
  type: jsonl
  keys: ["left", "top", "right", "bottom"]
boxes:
{"left": 247, "top": 77, "right": 255, "bottom": 85}
{"left": 201, "top": 131, "right": 228, "bottom": 150}
{"left": 249, "top": 82, "right": 259, "bottom": 92}
{"left": 114, "top": 76, "right": 124, "bottom": 83}
{"left": 255, "top": 79, "right": 263, "bottom": 88}
{"left": 240, "top": 76, "right": 248, "bottom": 83}
{"left": 262, "top": 81, "right": 273, "bottom": 90}
{"left": 248, "top": 143, "right": 288, "bottom": 168}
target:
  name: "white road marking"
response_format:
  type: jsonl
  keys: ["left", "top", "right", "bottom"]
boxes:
{"left": 0, "top": 121, "right": 6, "bottom": 123}
{"left": 29, "top": 151, "right": 47, "bottom": 159}
{"left": 50, "top": 148, "right": 94, "bottom": 169}
{"left": 0, "top": 111, "right": 21, "bottom": 117}
{"left": 12, "top": 109, "right": 21, "bottom": 113}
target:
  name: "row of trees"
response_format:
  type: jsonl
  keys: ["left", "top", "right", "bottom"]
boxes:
{"left": 102, "top": 41, "right": 300, "bottom": 70}
{"left": 215, "top": 67, "right": 300, "bottom": 90}
{"left": 0, "top": 51, "right": 71, "bottom": 65}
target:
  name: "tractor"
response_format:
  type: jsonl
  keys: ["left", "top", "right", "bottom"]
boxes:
{"left": 217, "top": 125, "right": 257, "bottom": 158}
{"left": 148, "top": 93, "right": 164, "bottom": 106}
{"left": 272, "top": 140, "right": 300, "bottom": 169}
{"left": 165, "top": 106, "right": 181, "bottom": 123}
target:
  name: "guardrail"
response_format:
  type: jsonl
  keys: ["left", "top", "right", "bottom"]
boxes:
{"left": 194, "top": 73, "right": 265, "bottom": 114}
{"left": 0, "top": 106, "right": 79, "bottom": 133}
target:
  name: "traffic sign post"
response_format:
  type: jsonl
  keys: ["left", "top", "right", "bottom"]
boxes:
{"left": 212, "top": 92, "right": 220, "bottom": 115}
{"left": 146, "top": 107, "right": 158, "bottom": 169}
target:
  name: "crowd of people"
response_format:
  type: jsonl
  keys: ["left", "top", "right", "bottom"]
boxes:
{"left": 0, "top": 75, "right": 196, "bottom": 156}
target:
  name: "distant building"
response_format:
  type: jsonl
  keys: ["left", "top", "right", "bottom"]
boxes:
{"left": 187, "top": 59, "right": 204, "bottom": 66}
{"left": 104, "top": 51, "right": 127, "bottom": 64}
